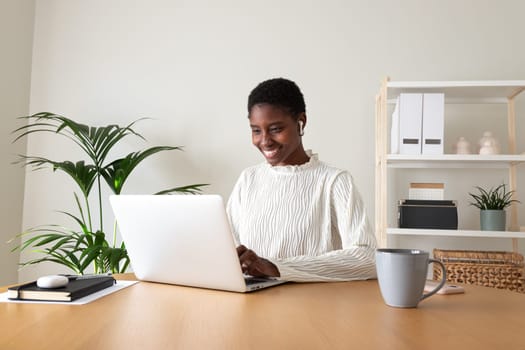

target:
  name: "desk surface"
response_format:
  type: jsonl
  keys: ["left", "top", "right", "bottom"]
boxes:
{"left": 2, "top": 277, "right": 525, "bottom": 350}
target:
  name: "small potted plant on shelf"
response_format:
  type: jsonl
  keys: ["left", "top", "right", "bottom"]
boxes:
{"left": 468, "top": 184, "right": 520, "bottom": 231}
{"left": 9, "top": 112, "right": 208, "bottom": 274}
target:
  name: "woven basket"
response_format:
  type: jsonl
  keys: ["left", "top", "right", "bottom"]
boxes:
{"left": 433, "top": 249, "right": 525, "bottom": 293}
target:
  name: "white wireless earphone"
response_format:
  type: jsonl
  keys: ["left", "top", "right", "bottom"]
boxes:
{"left": 298, "top": 121, "right": 304, "bottom": 136}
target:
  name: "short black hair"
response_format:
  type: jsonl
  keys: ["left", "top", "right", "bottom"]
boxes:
{"left": 247, "top": 78, "right": 306, "bottom": 119}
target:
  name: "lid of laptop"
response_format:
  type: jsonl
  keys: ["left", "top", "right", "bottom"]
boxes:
{"left": 110, "top": 194, "right": 250, "bottom": 292}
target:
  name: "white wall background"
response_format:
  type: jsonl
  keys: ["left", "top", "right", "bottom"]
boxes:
{"left": 8, "top": 0, "right": 525, "bottom": 282}
{"left": 0, "top": 0, "right": 35, "bottom": 286}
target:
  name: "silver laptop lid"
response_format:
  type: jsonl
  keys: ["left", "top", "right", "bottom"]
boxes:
{"left": 110, "top": 195, "right": 249, "bottom": 292}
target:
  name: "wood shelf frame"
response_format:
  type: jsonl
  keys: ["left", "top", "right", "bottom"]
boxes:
{"left": 375, "top": 77, "right": 525, "bottom": 250}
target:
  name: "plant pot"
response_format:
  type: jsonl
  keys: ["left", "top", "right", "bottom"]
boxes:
{"left": 480, "top": 210, "right": 506, "bottom": 231}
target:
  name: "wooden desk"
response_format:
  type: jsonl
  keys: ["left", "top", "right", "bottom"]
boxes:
{"left": 1, "top": 278, "right": 525, "bottom": 350}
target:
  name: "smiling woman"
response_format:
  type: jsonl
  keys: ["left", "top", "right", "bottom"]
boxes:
{"left": 228, "top": 78, "right": 377, "bottom": 282}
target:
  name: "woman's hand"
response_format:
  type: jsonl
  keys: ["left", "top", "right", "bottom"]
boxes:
{"left": 236, "top": 245, "right": 280, "bottom": 278}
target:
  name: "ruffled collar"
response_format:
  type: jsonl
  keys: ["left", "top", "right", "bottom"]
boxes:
{"left": 265, "top": 150, "right": 319, "bottom": 173}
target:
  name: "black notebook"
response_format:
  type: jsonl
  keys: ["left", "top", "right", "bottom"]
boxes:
{"left": 8, "top": 276, "right": 116, "bottom": 302}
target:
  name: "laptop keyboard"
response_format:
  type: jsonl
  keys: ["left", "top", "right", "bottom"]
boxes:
{"left": 245, "top": 277, "right": 271, "bottom": 285}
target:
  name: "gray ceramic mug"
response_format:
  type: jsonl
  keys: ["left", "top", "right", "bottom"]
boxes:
{"left": 376, "top": 249, "right": 447, "bottom": 308}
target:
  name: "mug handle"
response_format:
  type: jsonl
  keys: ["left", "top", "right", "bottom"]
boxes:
{"left": 420, "top": 259, "right": 447, "bottom": 302}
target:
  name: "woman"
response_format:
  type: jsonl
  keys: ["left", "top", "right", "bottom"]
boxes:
{"left": 227, "top": 78, "right": 376, "bottom": 282}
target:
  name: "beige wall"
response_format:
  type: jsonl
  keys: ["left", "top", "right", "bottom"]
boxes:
{"left": 13, "top": 0, "right": 525, "bottom": 282}
{"left": 0, "top": 0, "right": 35, "bottom": 285}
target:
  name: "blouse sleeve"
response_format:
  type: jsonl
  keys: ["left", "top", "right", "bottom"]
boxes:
{"left": 270, "top": 172, "right": 377, "bottom": 282}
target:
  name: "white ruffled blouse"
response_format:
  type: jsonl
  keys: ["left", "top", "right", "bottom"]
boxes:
{"left": 226, "top": 152, "right": 377, "bottom": 282}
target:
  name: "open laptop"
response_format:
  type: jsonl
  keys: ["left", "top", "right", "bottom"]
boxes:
{"left": 109, "top": 194, "right": 286, "bottom": 292}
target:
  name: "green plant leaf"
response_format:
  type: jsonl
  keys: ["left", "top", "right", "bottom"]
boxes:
{"left": 16, "top": 156, "right": 97, "bottom": 198}
{"left": 12, "top": 227, "right": 71, "bottom": 251}
{"left": 59, "top": 210, "right": 89, "bottom": 235}
{"left": 19, "top": 256, "right": 80, "bottom": 273}
{"left": 13, "top": 113, "right": 147, "bottom": 167}
{"left": 100, "top": 146, "right": 182, "bottom": 194}
{"left": 98, "top": 246, "right": 129, "bottom": 273}
{"left": 155, "top": 184, "right": 209, "bottom": 195}
{"left": 52, "top": 161, "right": 98, "bottom": 197}
{"left": 79, "top": 244, "right": 104, "bottom": 272}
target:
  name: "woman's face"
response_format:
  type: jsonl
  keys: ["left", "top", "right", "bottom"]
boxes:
{"left": 248, "top": 104, "right": 306, "bottom": 166}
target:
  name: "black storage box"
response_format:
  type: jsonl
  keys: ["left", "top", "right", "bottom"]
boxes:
{"left": 398, "top": 199, "right": 458, "bottom": 230}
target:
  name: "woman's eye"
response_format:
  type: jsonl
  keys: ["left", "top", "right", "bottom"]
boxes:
{"left": 269, "top": 127, "right": 282, "bottom": 133}
{"left": 251, "top": 129, "right": 261, "bottom": 135}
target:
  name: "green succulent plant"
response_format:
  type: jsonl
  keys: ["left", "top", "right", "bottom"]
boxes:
{"left": 468, "top": 184, "right": 520, "bottom": 210}
{"left": 10, "top": 112, "right": 208, "bottom": 274}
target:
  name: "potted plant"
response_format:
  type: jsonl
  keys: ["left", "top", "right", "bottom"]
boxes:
{"left": 10, "top": 112, "right": 208, "bottom": 274}
{"left": 468, "top": 184, "right": 520, "bottom": 231}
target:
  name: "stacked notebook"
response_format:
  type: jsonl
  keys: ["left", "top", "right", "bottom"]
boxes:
{"left": 8, "top": 275, "right": 116, "bottom": 302}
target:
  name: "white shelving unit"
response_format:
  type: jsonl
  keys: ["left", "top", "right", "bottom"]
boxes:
{"left": 375, "top": 78, "right": 525, "bottom": 250}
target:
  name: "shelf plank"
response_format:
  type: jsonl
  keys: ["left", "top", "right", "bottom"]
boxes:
{"left": 386, "top": 154, "right": 525, "bottom": 168}
{"left": 387, "top": 228, "right": 525, "bottom": 239}
{"left": 386, "top": 80, "right": 525, "bottom": 102}
{"left": 387, "top": 97, "right": 512, "bottom": 104}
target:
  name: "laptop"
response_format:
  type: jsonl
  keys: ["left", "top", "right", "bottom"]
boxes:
{"left": 109, "top": 194, "right": 286, "bottom": 292}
